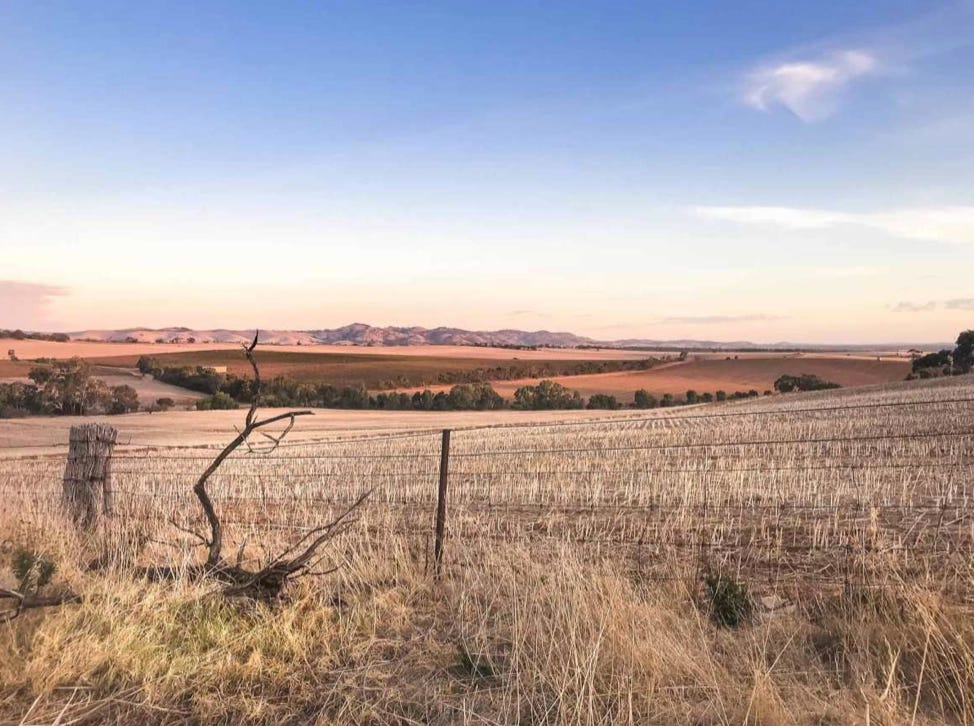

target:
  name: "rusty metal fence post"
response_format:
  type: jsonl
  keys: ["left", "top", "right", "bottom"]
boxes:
{"left": 433, "top": 428, "right": 451, "bottom": 577}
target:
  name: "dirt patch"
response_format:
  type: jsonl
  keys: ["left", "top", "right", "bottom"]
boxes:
{"left": 0, "top": 360, "right": 36, "bottom": 378}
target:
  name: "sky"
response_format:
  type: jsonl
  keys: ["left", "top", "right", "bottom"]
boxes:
{"left": 1, "top": 1, "right": 973, "bottom": 344}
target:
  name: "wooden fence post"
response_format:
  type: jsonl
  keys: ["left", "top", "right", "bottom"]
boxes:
{"left": 63, "top": 423, "right": 118, "bottom": 529}
{"left": 434, "top": 428, "right": 451, "bottom": 577}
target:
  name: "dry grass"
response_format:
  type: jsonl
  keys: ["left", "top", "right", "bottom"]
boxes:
{"left": 0, "top": 407, "right": 646, "bottom": 456}
{"left": 2, "top": 375, "right": 974, "bottom": 723}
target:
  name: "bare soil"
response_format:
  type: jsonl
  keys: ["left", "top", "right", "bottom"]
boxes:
{"left": 0, "top": 338, "right": 656, "bottom": 361}
{"left": 402, "top": 355, "right": 911, "bottom": 401}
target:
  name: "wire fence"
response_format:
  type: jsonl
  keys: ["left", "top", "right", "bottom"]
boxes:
{"left": 4, "top": 388, "right": 974, "bottom": 594}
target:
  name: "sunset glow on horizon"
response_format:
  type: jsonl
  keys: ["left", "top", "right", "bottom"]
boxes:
{"left": 2, "top": 2, "right": 973, "bottom": 344}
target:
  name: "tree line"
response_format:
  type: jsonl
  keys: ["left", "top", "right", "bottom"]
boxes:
{"left": 188, "top": 374, "right": 781, "bottom": 413}
{"left": 772, "top": 374, "right": 841, "bottom": 393}
{"left": 136, "top": 354, "right": 660, "bottom": 393}
{"left": 2, "top": 329, "right": 70, "bottom": 345}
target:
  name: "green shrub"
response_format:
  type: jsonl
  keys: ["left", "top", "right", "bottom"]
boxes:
{"left": 12, "top": 546, "right": 56, "bottom": 594}
{"left": 774, "top": 374, "right": 841, "bottom": 393}
{"left": 196, "top": 392, "right": 239, "bottom": 410}
{"left": 633, "top": 389, "right": 658, "bottom": 408}
{"left": 587, "top": 393, "right": 620, "bottom": 410}
{"left": 703, "top": 571, "right": 752, "bottom": 628}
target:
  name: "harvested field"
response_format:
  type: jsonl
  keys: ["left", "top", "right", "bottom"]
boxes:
{"left": 0, "top": 407, "right": 645, "bottom": 456}
{"left": 3, "top": 375, "right": 974, "bottom": 723}
{"left": 10, "top": 374, "right": 965, "bottom": 586}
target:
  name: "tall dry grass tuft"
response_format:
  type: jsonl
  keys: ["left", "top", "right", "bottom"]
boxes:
{"left": 4, "top": 538, "right": 974, "bottom": 723}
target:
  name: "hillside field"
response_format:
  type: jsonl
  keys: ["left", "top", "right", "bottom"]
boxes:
{"left": 402, "top": 354, "right": 912, "bottom": 401}
{"left": 0, "top": 338, "right": 655, "bottom": 362}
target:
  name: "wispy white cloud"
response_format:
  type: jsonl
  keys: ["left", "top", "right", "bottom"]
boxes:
{"left": 744, "top": 49, "right": 879, "bottom": 121}
{"left": 891, "top": 301, "right": 937, "bottom": 313}
{"left": 946, "top": 298, "right": 974, "bottom": 311}
{"left": 891, "top": 299, "right": 974, "bottom": 313}
{"left": 693, "top": 205, "right": 974, "bottom": 245}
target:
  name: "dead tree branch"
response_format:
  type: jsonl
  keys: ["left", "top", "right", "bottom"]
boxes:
{"left": 175, "top": 331, "right": 370, "bottom": 598}
{"left": 0, "top": 587, "right": 81, "bottom": 622}
{"left": 5, "top": 331, "right": 370, "bottom": 617}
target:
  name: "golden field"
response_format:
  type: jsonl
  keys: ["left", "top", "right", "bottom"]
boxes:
{"left": 2, "top": 374, "right": 974, "bottom": 723}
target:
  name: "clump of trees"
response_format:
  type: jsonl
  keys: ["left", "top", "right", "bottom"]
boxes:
{"left": 0, "top": 382, "right": 42, "bottom": 418}
{"left": 633, "top": 389, "right": 658, "bottom": 408}
{"left": 513, "top": 380, "right": 584, "bottom": 410}
{"left": 910, "top": 350, "right": 953, "bottom": 378}
{"left": 0, "top": 329, "right": 70, "bottom": 342}
{"left": 196, "top": 392, "right": 239, "bottom": 410}
{"left": 0, "top": 359, "right": 141, "bottom": 418}
{"left": 144, "top": 397, "right": 176, "bottom": 413}
{"left": 773, "top": 374, "right": 841, "bottom": 393}
{"left": 138, "top": 357, "right": 225, "bottom": 394}
{"left": 957, "top": 331, "right": 974, "bottom": 373}
{"left": 109, "top": 384, "right": 140, "bottom": 414}
{"left": 587, "top": 394, "right": 621, "bottom": 410}
{"left": 909, "top": 331, "right": 974, "bottom": 379}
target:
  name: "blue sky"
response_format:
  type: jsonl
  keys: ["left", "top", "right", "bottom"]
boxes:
{"left": 1, "top": 1, "right": 972, "bottom": 342}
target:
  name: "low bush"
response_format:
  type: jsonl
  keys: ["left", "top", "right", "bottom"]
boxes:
{"left": 703, "top": 571, "right": 752, "bottom": 628}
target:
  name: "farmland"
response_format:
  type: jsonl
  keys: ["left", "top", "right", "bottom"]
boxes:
{"left": 2, "top": 338, "right": 914, "bottom": 405}
{"left": 0, "top": 359, "right": 35, "bottom": 378}
{"left": 0, "top": 337, "right": 658, "bottom": 362}
{"left": 83, "top": 348, "right": 663, "bottom": 391}
{"left": 3, "top": 374, "right": 974, "bottom": 722}
{"left": 402, "top": 354, "right": 912, "bottom": 401}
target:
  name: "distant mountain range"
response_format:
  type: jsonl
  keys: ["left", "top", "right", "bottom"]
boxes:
{"left": 64, "top": 324, "right": 947, "bottom": 351}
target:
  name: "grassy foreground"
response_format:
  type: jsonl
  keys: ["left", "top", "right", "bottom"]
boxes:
{"left": 3, "top": 533, "right": 974, "bottom": 725}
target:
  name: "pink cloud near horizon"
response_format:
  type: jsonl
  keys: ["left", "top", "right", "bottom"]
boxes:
{"left": 0, "top": 280, "right": 70, "bottom": 329}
